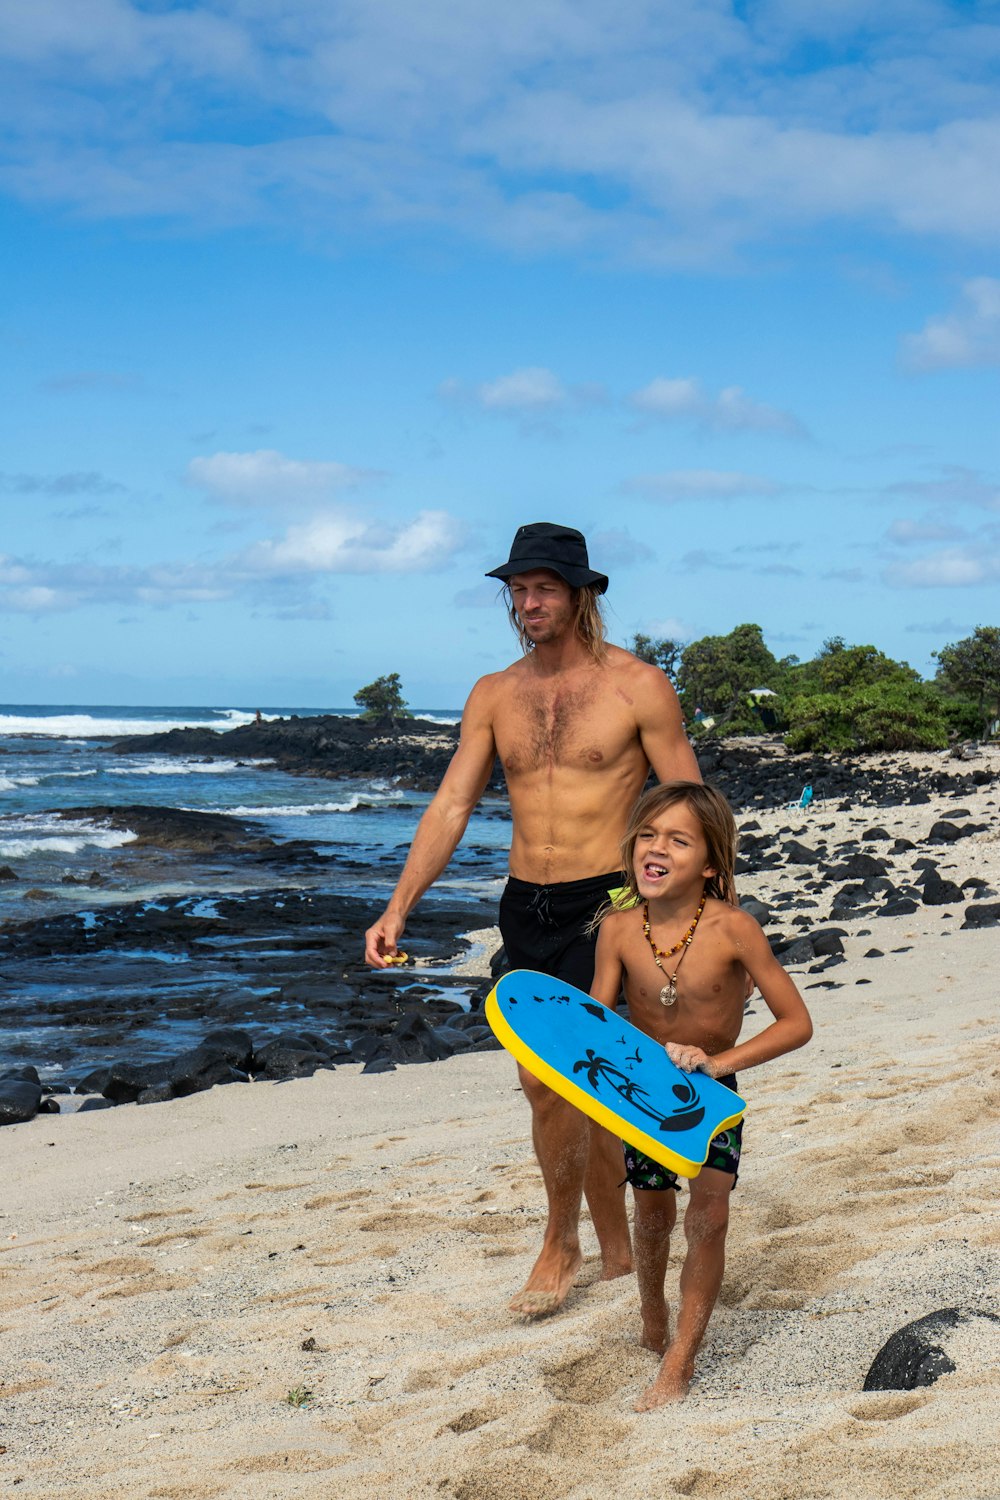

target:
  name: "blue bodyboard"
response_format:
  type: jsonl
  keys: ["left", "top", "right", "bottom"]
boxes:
{"left": 486, "top": 969, "right": 746, "bottom": 1179}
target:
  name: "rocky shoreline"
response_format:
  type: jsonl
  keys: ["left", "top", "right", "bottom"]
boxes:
{"left": 109, "top": 713, "right": 488, "bottom": 793}
{"left": 3, "top": 735, "right": 998, "bottom": 1129}
{"left": 108, "top": 710, "right": 996, "bottom": 803}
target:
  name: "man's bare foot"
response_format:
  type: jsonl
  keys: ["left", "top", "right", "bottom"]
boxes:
{"left": 509, "top": 1244, "right": 584, "bottom": 1318}
{"left": 633, "top": 1353, "right": 694, "bottom": 1411}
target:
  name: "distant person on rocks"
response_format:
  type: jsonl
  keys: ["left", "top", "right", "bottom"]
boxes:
{"left": 364, "top": 521, "right": 701, "bottom": 1316}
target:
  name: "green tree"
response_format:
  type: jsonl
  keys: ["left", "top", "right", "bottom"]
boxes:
{"left": 677, "top": 623, "right": 784, "bottom": 734}
{"left": 783, "top": 638, "right": 947, "bottom": 752}
{"left": 934, "top": 626, "right": 1000, "bottom": 735}
{"left": 629, "top": 632, "right": 682, "bottom": 681}
{"left": 790, "top": 641, "right": 920, "bottom": 696}
{"left": 353, "top": 672, "right": 411, "bottom": 724}
{"left": 785, "top": 680, "right": 948, "bottom": 753}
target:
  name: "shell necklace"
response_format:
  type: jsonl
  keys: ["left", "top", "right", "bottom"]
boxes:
{"left": 642, "top": 887, "right": 707, "bottom": 1007}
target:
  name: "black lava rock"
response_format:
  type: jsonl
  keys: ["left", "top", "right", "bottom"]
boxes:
{"left": 878, "top": 898, "right": 919, "bottom": 917}
{"left": 740, "top": 897, "right": 773, "bottom": 927}
{"left": 921, "top": 875, "right": 965, "bottom": 906}
{"left": 0, "top": 1075, "right": 44, "bottom": 1126}
{"left": 864, "top": 1308, "right": 1000, "bottom": 1391}
{"left": 783, "top": 840, "right": 822, "bottom": 865}
{"left": 137, "top": 1082, "right": 176, "bottom": 1106}
{"left": 961, "top": 903, "right": 1000, "bottom": 929}
{"left": 102, "top": 1059, "right": 175, "bottom": 1104}
{"left": 829, "top": 853, "right": 888, "bottom": 880}
{"left": 927, "top": 820, "right": 971, "bottom": 843}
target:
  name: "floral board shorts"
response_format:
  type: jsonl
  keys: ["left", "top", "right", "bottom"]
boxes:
{"left": 621, "top": 1073, "right": 742, "bottom": 1191}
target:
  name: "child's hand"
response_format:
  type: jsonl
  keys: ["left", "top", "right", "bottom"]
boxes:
{"left": 665, "top": 1043, "right": 716, "bottom": 1076}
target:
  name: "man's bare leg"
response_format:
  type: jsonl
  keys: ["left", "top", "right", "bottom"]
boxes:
{"left": 632, "top": 1186, "right": 677, "bottom": 1356}
{"left": 635, "top": 1172, "right": 730, "bottom": 1410}
{"left": 509, "top": 1065, "right": 589, "bottom": 1316}
{"left": 584, "top": 1120, "right": 633, "bottom": 1280}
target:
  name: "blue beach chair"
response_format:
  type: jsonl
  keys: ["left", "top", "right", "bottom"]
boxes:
{"left": 785, "top": 784, "right": 814, "bottom": 811}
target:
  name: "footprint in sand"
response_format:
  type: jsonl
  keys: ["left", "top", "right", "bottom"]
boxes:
{"left": 440, "top": 1404, "right": 500, "bottom": 1435}
{"left": 543, "top": 1344, "right": 648, "bottom": 1405}
{"left": 524, "top": 1403, "right": 629, "bottom": 1457}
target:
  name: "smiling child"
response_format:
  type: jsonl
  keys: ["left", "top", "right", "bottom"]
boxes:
{"left": 590, "top": 780, "right": 813, "bottom": 1410}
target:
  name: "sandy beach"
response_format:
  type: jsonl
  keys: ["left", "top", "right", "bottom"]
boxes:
{"left": 4, "top": 753, "right": 1000, "bottom": 1499}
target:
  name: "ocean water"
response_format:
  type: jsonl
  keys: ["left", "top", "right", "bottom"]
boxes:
{"left": 0, "top": 705, "right": 511, "bottom": 1078}
{"left": 0, "top": 703, "right": 509, "bottom": 909}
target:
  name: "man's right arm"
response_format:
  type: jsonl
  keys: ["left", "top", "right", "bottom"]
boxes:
{"left": 363, "top": 679, "right": 499, "bottom": 967}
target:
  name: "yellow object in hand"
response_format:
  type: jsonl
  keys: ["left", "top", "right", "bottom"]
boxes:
{"left": 383, "top": 952, "right": 409, "bottom": 966}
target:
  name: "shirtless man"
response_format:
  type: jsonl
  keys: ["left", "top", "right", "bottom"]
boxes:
{"left": 364, "top": 522, "right": 700, "bottom": 1316}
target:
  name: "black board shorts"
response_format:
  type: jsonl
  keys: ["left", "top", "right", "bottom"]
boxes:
{"left": 498, "top": 869, "right": 625, "bottom": 993}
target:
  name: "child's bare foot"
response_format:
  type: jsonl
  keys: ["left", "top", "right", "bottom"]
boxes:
{"left": 600, "top": 1247, "right": 633, "bottom": 1282}
{"left": 641, "top": 1302, "right": 671, "bottom": 1362}
{"left": 633, "top": 1352, "right": 694, "bottom": 1410}
{"left": 639, "top": 1309, "right": 670, "bottom": 1357}
{"left": 509, "top": 1244, "right": 583, "bottom": 1318}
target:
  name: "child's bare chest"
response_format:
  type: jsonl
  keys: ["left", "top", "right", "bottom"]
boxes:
{"left": 621, "top": 933, "right": 744, "bottom": 1048}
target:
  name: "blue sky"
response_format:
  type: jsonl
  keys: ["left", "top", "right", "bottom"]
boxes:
{"left": 1, "top": 0, "right": 998, "bottom": 707}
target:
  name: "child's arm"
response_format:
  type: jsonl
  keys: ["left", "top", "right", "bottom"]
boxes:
{"left": 668, "top": 910, "right": 813, "bottom": 1078}
{"left": 589, "top": 917, "right": 625, "bottom": 1011}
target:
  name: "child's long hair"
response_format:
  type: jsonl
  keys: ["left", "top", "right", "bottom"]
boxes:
{"left": 616, "top": 781, "right": 739, "bottom": 909}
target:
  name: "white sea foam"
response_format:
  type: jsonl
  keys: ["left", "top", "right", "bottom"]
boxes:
{"left": 0, "top": 815, "right": 137, "bottom": 858}
{"left": 0, "top": 774, "right": 41, "bottom": 790}
{"left": 222, "top": 791, "right": 404, "bottom": 817}
{"left": 107, "top": 757, "right": 267, "bottom": 777}
{"left": 0, "top": 708, "right": 264, "bottom": 739}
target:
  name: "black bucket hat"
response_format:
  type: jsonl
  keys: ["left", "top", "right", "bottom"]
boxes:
{"left": 485, "top": 522, "right": 609, "bottom": 594}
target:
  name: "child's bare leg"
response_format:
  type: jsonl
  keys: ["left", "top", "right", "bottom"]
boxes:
{"left": 635, "top": 1169, "right": 731, "bottom": 1411}
{"left": 632, "top": 1185, "right": 677, "bottom": 1355}
{"left": 584, "top": 1120, "right": 633, "bottom": 1280}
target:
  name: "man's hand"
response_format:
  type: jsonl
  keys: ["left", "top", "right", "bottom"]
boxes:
{"left": 364, "top": 910, "right": 406, "bottom": 968}
{"left": 665, "top": 1042, "right": 717, "bottom": 1077}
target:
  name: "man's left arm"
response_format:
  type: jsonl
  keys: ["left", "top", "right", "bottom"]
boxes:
{"left": 633, "top": 664, "right": 701, "bottom": 783}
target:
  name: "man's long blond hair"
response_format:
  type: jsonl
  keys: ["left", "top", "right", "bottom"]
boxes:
{"left": 503, "top": 581, "right": 608, "bottom": 662}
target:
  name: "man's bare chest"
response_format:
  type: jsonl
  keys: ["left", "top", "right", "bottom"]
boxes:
{"left": 494, "top": 679, "right": 638, "bottom": 776}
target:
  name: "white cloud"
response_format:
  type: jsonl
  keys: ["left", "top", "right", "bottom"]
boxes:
{"left": 622, "top": 469, "right": 784, "bottom": 500}
{"left": 0, "top": 469, "right": 124, "bottom": 496}
{"left": 883, "top": 465, "right": 1000, "bottom": 511}
{"left": 477, "top": 367, "right": 567, "bottom": 411}
{"left": 441, "top": 367, "right": 608, "bottom": 420}
{"left": 884, "top": 548, "right": 1000, "bottom": 587}
{"left": 885, "top": 518, "right": 966, "bottom": 544}
{"left": 0, "top": 506, "right": 468, "bottom": 615}
{"left": 900, "top": 278, "right": 1000, "bottom": 371}
{"left": 3, "top": 4, "right": 999, "bottom": 261}
{"left": 187, "top": 449, "right": 378, "bottom": 509}
{"left": 240, "top": 509, "right": 467, "bottom": 575}
{"left": 904, "top": 616, "right": 968, "bottom": 634}
{"left": 642, "top": 616, "right": 690, "bottom": 641}
{"left": 629, "top": 379, "right": 804, "bottom": 435}
{"left": 678, "top": 549, "right": 745, "bottom": 573}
